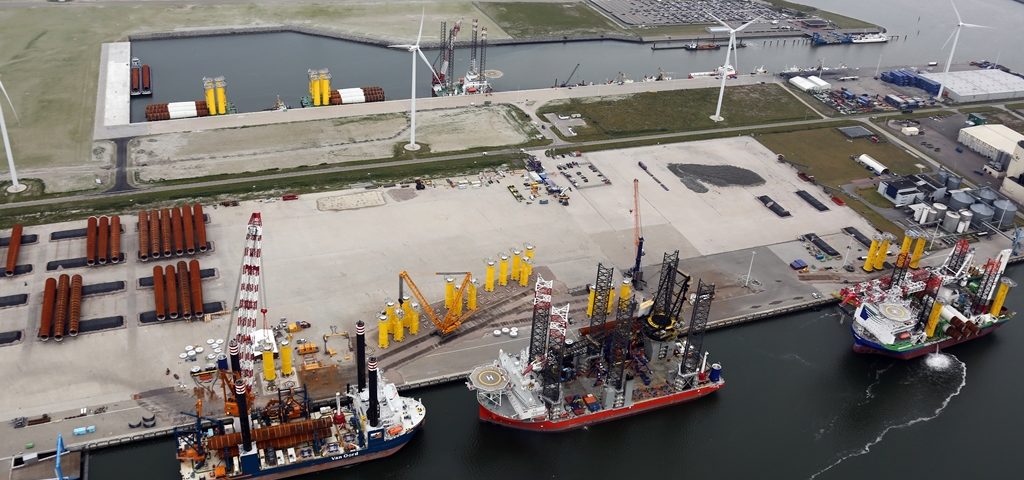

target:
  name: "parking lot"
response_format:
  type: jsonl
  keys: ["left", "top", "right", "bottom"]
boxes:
{"left": 590, "top": 0, "right": 790, "bottom": 26}
{"left": 884, "top": 113, "right": 996, "bottom": 185}
{"left": 542, "top": 112, "right": 587, "bottom": 138}
{"left": 553, "top": 158, "right": 612, "bottom": 190}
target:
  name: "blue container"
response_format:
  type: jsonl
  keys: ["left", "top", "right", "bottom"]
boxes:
{"left": 216, "top": 353, "right": 228, "bottom": 371}
{"left": 709, "top": 363, "right": 723, "bottom": 383}
{"left": 86, "top": 425, "right": 96, "bottom": 433}
{"left": 73, "top": 427, "right": 87, "bottom": 436}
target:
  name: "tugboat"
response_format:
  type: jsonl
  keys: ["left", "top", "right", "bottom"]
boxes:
{"left": 683, "top": 43, "right": 721, "bottom": 51}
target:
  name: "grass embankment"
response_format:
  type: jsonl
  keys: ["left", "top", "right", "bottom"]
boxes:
{"left": 958, "top": 106, "right": 1001, "bottom": 115}
{"left": 761, "top": 0, "right": 877, "bottom": 29}
{"left": 955, "top": 109, "right": 1024, "bottom": 134}
{"left": 476, "top": 2, "right": 622, "bottom": 38}
{"left": 757, "top": 127, "right": 921, "bottom": 236}
{"left": 1006, "top": 102, "right": 1024, "bottom": 111}
{"left": 537, "top": 84, "right": 817, "bottom": 142}
{"left": 0, "top": 156, "right": 514, "bottom": 229}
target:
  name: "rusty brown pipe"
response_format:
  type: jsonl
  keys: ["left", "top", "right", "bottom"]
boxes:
{"left": 86, "top": 217, "right": 97, "bottom": 266}
{"left": 97, "top": 216, "right": 109, "bottom": 265}
{"left": 160, "top": 208, "right": 172, "bottom": 258}
{"left": 165, "top": 265, "right": 178, "bottom": 319}
{"left": 153, "top": 265, "right": 166, "bottom": 321}
{"left": 181, "top": 206, "right": 196, "bottom": 255}
{"left": 177, "top": 261, "right": 192, "bottom": 319}
{"left": 189, "top": 259, "right": 204, "bottom": 317}
{"left": 171, "top": 207, "right": 184, "bottom": 256}
{"left": 194, "top": 203, "right": 208, "bottom": 252}
{"left": 38, "top": 277, "right": 56, "bottom": 341}
{"left": 4, "top": 224, "right": 22, "bottom": 276}
{"left": 69, "top": 274, "right": 83, "bottom": 336}
{"left": 110, "top": 215, "right": 121, "bottom": 264}
{"left": 54, "top": 274, "right": 70, "bottom": 342}
{"left": 137, "top": 210, "right": 149, "bottom": 261}
{"left": 148, "top": 210, "right": 161, "bottom": 258}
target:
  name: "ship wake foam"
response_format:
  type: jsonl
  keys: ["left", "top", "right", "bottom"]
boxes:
{"left": 809, "top": 353, "right": 966, "bottom": 479}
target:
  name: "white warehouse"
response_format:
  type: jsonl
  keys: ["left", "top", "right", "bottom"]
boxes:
{"left": 958, "top": 124, "right": 1024, "bottom": 165}
{"left": 921, "top": 69, "right": 1024, "bottom": 102}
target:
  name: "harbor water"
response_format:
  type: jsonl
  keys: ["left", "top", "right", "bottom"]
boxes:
{"left": 128, "top": 0, "right": 1024, "bottom": 120}
{"left": 89, "top": 265, "right": 1024, "bottom": 479}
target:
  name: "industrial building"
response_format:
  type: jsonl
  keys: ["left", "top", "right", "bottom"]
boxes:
{"left": 788, "top": 76, "right": 828, "bottom": 92}
{"left": 958, "top": 124, "right": 1024, "bottom": 167}
{"left": 1000, "top": 141, "right": 1024, "bottom": 205}
{"left": 854, "top": 154, "right": 889, "bottom": 175}
{"left": 878, "top": 177, "right": 926, "bottom": 206}
{"left": 920, "top": 69, "right": 1024, "bottom": 102}
{"left": 905, "top": 170, "right": 1019, "bottom": 232}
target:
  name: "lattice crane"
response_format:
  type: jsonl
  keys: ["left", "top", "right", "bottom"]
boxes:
{"left": 399, "top": 271, "right": 473, "bottom": 336}
{"left": 232, "top": 213, "right": 266, "bottom": 390}
{"left": 630, "top": 179, "right": 645, "bottom": 288}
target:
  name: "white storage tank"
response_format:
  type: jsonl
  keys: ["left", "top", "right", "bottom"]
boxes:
{"left": 969, "top": 202, "right": 995, "bottom": 228}
{"left": 992, "top": 199, "right": 1018, "bottom": 229}
{"left": 958, "top": 210, "right": 974, "bottom": 231}
{"left": 933, "top": 202, "right": 948, "bottom": 221}
{"left": 942, "top": 211, "right": 961, "bottom": 231}
{"left": 918, "top": 207, "right": 933, "bottom": 225}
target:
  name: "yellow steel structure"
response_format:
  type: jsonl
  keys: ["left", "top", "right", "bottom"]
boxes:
{"left": 262, "top": 350, "right": 276, "bottom": 381}
{"left": 444, "top": 277, "right": 455, "bottom": 309}
{"left": 467, "top": 279, "right": 478, "bottom": 310}
{"left": 910, "top": 237, "right": 927, "bottom": 269}
{"left": 310, "top": 70, "right": 322, "bottom": 106}
{"left": 280, "top": 341, "right": 294, "bottom": 376}
{"left": 872, "top": 234, "right": 892, "bottom": 271}
{"left": 586, "top": 285, "right": 596, "bottom": 317}
{"left": 924, "top": 301, "right": 944, "bottom": 337}
{"left": 407, "top": 302, "right": 420, "bottom": 334}
{"left": 619, "top": 278, "right": 632, "bottom": 302}
{"left": 319, "top": 69, "right": 331, "bottom": 106}
{"left": 863, "top": 238, "right": 879, "bottom": 272}
{"left": 606, "top": 288, "right": 617, "bottom": 314}
{"left": 214, "top": 76, "right": 227, "bottom": 115}
{"left": 498, "top": 255, "right": 509, "bottom": 286}
{"left": 511, "top": 249, "right": 523, "bottom": 281}
{"left": 484, "top": 260, "right": 496, "bottom": 292}
{"left": 399, "top": 271, "right": 475, "bottom": 336}
{"left": 378, "top": 314, "right": 389, "bottom": 348}
{"left": 518, "top": 258, "right": 531, "bottom": 287}
{"left": 898, "top": 234, "right": 913, "bottom": 260}
{"left": 990, "top": 278, "right": 1015, "bottom": 318}
{"left": 525, "top": 243, "right": 535, "bottom": 260}
{"left": 203, "top": 77, "right": 217, "bottom": 116}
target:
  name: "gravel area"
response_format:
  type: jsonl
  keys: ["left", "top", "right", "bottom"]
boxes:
{"left": 667, "top": 163, "right": 766, "bottom": 193}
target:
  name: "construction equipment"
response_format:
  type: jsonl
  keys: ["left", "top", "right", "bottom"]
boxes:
{"left": 231, "top": 213, "right": 267, "bottom": 390}
{"left": 175, "top": 398, "right": 224, "bottom": 465}
{"left": 556, "top": 63, "right": 581, "bottom": 87}
{"left": 399, "top": 271, "right": 474, "bottom": 336}
{"left": 322, "top": 325, "right": 350, "bottom": 358}
{"left": 629, "top": 179, "right": 645, "bottom": 288}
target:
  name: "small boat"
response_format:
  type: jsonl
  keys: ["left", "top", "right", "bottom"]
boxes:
{"left": 683, "top": 43, "right": 721, "bottom": 51}
{"left": 129, "top": 57, "right": 141, "bottom": 96}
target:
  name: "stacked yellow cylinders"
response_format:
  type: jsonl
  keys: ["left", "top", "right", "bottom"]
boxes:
{"left": 586, "top": 285, "right": 596, "bottom": 317}
{"left": 909, "top": 237, "right": 927, "bottom": 269}
{"left": 863, "top": 239, "right": 879, "bottom": 272}
{"left": 408, "top": 302, "right": 420, "bottom": 335}
{"left": 990, "top": 278, "right": 1015, "bottom": 318}
{"left": 924, "top": 300, "right": 944, "bottom": 337}
{"left": 320, "top": 70, "right": 331, "bottom": 106}
{"left": 444, "top": 277, "right": 455, "bottom": 309}
{"left": 899, "top": 235, "right": 913, "bottom": 259}
{"left": 280, "top": 341, "right": 294, "bottom": 376}
{"left": 378, "top": 314, "right": 389, "bottom": 348}
{"left": 872, "top": 236, "right": 891, "bottom": 270}
{"left": 511, "top": 249, "right": 523, "bottom": 281}
{"left": 401, "top": 296, "right": 414, "bottom": 328}
{"left": 518, "top": 258, "right": 531, "bottom": 287}
{"left": 203, "top": 78, "right": 217, "bottom": 116}
{"left": 387, "top": 301, "right": 403, "bottom": 342}
{"left": 619, "top": 278, "right": 632, "bottom": 302}
{"left": 484, "top": 261, "right": 496, "bottom": 292}
{"left": 262, "top": 350, "right": 276, "bottom": 381}
{"left": 310, "top": 70, "right": 322, "bottom": 107}
{"left": 498, "top": 255, "right": 509, "bottom": 286}
{"left": 525, "top": 243, "right": 535, "bottom": 260}
{"left": 215, "top": 77, "right": 227, "bottom": 115}
{"left": 467, "top": 279, "right": 478, "bottom": 310}
{"left": 606, "top": 287, "right": 617, "bottom": 314}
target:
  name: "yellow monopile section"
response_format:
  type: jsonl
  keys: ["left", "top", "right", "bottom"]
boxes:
{"left": 909, "top": 237, "right": 927, "bottom": 269}
{"left": 586, "top": 285, "right": 596, "bottom": 317}
{"left": 203, "top": 78, "right": 217, "bottom": 116}
{"left": 511, "top": 249, "right": 523, "bottom": 281}
{"left": 525, "top": 243, "right": 535, "bottom": 260}
{"left": 311, "top": 71, "right": 322, "bottom": 107}
{"left": 215, "top": 77, "right": 227, "bottom": 115}
{"left": 872, "top": 236, "right": 892, "bottom": 270}
{"left": 518, "top": 258, "right": 531, "bottom": 287}
{"left": 498, "top": 255, "right": 509, "bottom": 286}
{"left": 619, "top": 278, "right": 632, "bottom": 302}
{"left": 606, "top": 287, "right": 617, "bottom": 314}
{"left": 990, "top": 278, "right": 1015, "bottom": 318}
{"left": 863, "top": 239, "right": 879, "bottom": 272}
{"left": 378, "top": 314, "right": 389, "bottom": 349}
{"left": 899, "top": 234, "right": 913, "bottom": 258}
{"left": 320, "top": 70, "right": 331, "bottom": 106}
{"left": 387, "top": 301, "right": 403, "bottom": 342}
{"left": 924, "top": 300, "right": 944, "bottom": 337}
{"left": 280, "top": 341, "right": 294, "bottom": 376}
{"left": 467, "top": 279, "right": 478, "bottom": 310}
{"left": 484, "top": 261, "right": 496, "bottom": 292}
{"left": 262, "top": 350, "right": 276, "bottom": 381}
{"left": 408, "top": 303, "right": 420, "bottom": 335}
{"left": 444, "top": 277, "right": 455, "bottom": 309}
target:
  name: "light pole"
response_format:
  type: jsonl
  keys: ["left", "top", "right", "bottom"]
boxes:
{"left": 744, "top": 250, "right": 757, "bottom": 288}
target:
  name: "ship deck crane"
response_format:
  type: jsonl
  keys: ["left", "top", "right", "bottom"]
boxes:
{"left": 232, "top": 213, "right": 267, "bottom": 390}
{"left": 398, "top": 271, "right": 474, "bottom": 336}
{"left": 557, "top": 63, "right": 581, "bottom": 87}
{"left": 630, "top": 179, "right": 645, "bottom": 288}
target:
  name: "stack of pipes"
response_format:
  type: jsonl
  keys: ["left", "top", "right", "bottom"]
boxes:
{"left": 37, "top": 274, "right": 83, "bottom": 341}
{"left": 151, "top": 260, "right": 206, "bottom": 321}
{"left": 3, "top": 224, "right": 24, "bottom": 277}
{"left": 85, "top": 216, "right": 122, "bottom": 266}
{"left": 137, "top": 203, "right": 209, "bottom": 261}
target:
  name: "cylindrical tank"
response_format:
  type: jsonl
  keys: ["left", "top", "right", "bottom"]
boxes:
{"left": 937, "top": 170, "right": 950, "bottom": 187}
{"left": 160, "top": 208, "right": 172, "bottom": 257}
{"left": 165, "top": 266, "right": 179, "bottom": 319}
{"left": 932, "top": 203, "right": 947, "bottom": 222}
{"left": 969, "top": 202, "right": 994, "bottom": 228}
{"left": 280, "top": 341, "right": 294, "bottom": 376}
{"left": 992, "top": 199, "right": 1018, "bottom": 229}
{"left": 153, "top": 265, "right": 166, "bottom": 320}
{"left": 262, "top": 349, "right": 276, "bottom": 381}
{"left": 110, "top": 215, "right": 121, "bottom": 263}
{"left": 38, "top": 277, "right": 57, "bottom": 340}
{"left": 946, "top": 174, "right": 962, "bottom": 190}
{"left": 69, "top": 274, "right": 82, "bottom": 336}
{"left": 942, "top": 211, "right": 961, "bottom": 231}
{"left": 194, "top": 203, "right": 208, "bottom": 252}
{"left": 189, "top": 259, "right": 204, "bottom": 317}
{"left": 54, "top": 274, "right": 70, "bottom": 341}
{"left": 709, "top": 363, "right": 723, "bottom": 383}
{"left": 148, "top": 210, "right": 161, "bottom": 258}
{"left": 977, "top": 188, "right": 998, "bottom": 205}
{"left": 177, "top": 261, "right": 192, "bottom": 319}
{"left": 97, "top": 216, "right": 109, "bottom": 265}
{"left": 137, "top": 210, "right": 149, "bottom": 261}
{"left": 86, "top": 216, "right": 98, "bottom": 266}
{"left": 4, "top": 224, "right": 22, "bottom": 276}
{"left": 216, "top": 354, "right": 229, "bottom": 371}
{"left": 181, "top": 206, "right": 195, "bottom": 254}
{"left": 948, "top": 191, "right": 973, "bottom": 210}
{"left": 913, "top": 206, "right": 926, "bottom": 222}
{"left": 170, "top": 207, "right": 184, "bottom": 256}
{"left": 918, "top": 207, "right": 933, "bottom": 225}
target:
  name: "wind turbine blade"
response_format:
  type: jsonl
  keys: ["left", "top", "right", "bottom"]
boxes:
{"left": 0, "top": 78, "right": 19, "bottom": 125}
{"left": 960, "top": 23, "right": 992, "bottom": 29}
{"left": 417, "top": 48, "right": 442, "bottom": 84}
{"left": 705, "top": 11, "right": 730, "bottom": 30}
{"left": 940, "top": 29, "right": 956, "bottom": 51}
{"left": 415, "top": 8, "right": 425, "bottom": 47}
{"left": 951, "top": 0, "right": 962, "bottom": 25}
{"left": 388, "top": 44, "right": 415, "bottom": 49}
{"left": 736, "top": 17, "right": 759, "bottom": 32}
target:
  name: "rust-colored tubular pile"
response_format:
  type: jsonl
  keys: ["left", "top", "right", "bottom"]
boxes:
{"left": 189, "top": 259, "right": 204, "bottom": 317}
{"left": 182, "top": 206, "right": 196, "bottom": 255}
{"left": 194, "top": 203, "right": 208, "bottom": 252}
{"left": 110, "top": 215, "right": 122, "bottom": 264}
{"left": 153, "top": 265, "right": 166, "bottom": 321}
{"left": 138, "top": 210, "right": 149, "bottom": 261}
{"left": 86, "top": 217, "right": 98, "bottom": 266}
{"left": 171, "top": 207, "right": 184, "bottom": 256}
{"left": 53, "top": 274, "right": 70, "bottom": 342}
{"left": 160, "top": 208, "right": 172, "bottom": 258}
{"left": 38, "top": 277, "right": 57, "bottom": 341}
{"left": 69, "top": 274, "right": 83, "bottom": 336}
{"left": 97, "top": 216, "right": 110, "bottom": 265}
{"left": 148, "top": 210, "right": 161, "bottom": 259}
{"left": 177, "top": 261, "right": 192, "bottom": 319}
{"left": 165, "top": 266, "right": 179, "bottom": 319}
{"left": 4, "top": 224, "right": 22, "bottom": 277}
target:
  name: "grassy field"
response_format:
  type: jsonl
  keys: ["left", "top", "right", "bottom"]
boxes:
{"left": 1007, "top": 102, "right": 1024, "bottom": 110}
{"left": 961, "top": 110, "right": 1024, "bottom": 134}
{"left": 835, "top": 191, "right": 903, "bottom": 237}
{"left": 958, "top": 106, "right": 1001, "bottom": 114}
{"left": 536, "top": 84, "right": 817, "bottom": 142}
{"left": 476, "top": 2, "right": 622, "bottom": 38}
{"left": 761, "top": 0, "right": 877, "bottom": 29}
{"left": 856, "top": 186, "right": 894, "bottom": 208}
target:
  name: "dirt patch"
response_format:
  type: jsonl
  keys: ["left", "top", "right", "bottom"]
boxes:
{"left": 386, "top": 188, "right": 417, "bottom": 202}
{"left": 667, "top": 163, "right": 765, "bottom": 193}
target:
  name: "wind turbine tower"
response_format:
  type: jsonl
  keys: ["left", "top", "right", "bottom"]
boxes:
{"left": 708, "top": 15, "right": 758, "bottom": 122}
{"left": 389, "top": 11, "right": 444, "bottom": 151}
{"left": 936, "top": 0, "right": 991, "bottom": 100}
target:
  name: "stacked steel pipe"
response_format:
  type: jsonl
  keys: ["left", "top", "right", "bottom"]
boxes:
{"left": 177, "top": 261, "right": 192, "bottom": 319}
{"left": 53, "top": 274, "right": 70, "bottom": 342}
{"left": 4, "top": 224, "right": 23, "bottom": 277}
{"left": 97, "top": 216, "right": 110, "bottom": 265}
{"left": 137, "top": 210, "right": 149, "bottom": 261}
{"left": 182, "top": 206, "right": 196, "bottom": 255}
{"left": 86, "top": 215, "right": 122, "bottom": 266}
{"left": 189, "top": 259, "right": 205, "bottom": 317}
{"left": 145, "top": 101, "right": 210, "bottom": 121}
{"left": 148, "top": 210, "right": 161, "bottom": 259}
{"left": 165, "top": 266, "right": 178, "bottom": 319}
{"left": 171, "top": 208, "right": 184, "bottom": 256}
{"left": 138, "top": 204, "right": 209, "bottom": 261}
{"left": 38, "top": 278, "right": 57, "bottom": 341}
{"left": 153, "top": 265, "right": 166, "bottom": 321}
{"left": 152, "top": 260, "right": 205, "bottom": 320}
{"left": 194, "top": 203, "right": 208, "bottom": 252}
{"left": 69, "top": 274, "right": 83, "bottom": 336}
{"left": 160, "top": 208, "right": 172, "bottom": 258}
{"left": 86, "top": 217, "right": 98, "bottom": 266}
{"left": 110, "top": 216, "right": 122, "bottom": 264}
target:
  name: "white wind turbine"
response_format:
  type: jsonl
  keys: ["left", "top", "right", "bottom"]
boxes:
{"left": 0, "top": 75, "right": 26, "bottom": 193}
{"left": 936, "top": 0, "right": 991, "bottom": 100}
{"left": 708, "top": 14, "right": 759, "bottom": 122}
{"left": 389, "top": 11, "right": 444, "bottom": 151}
